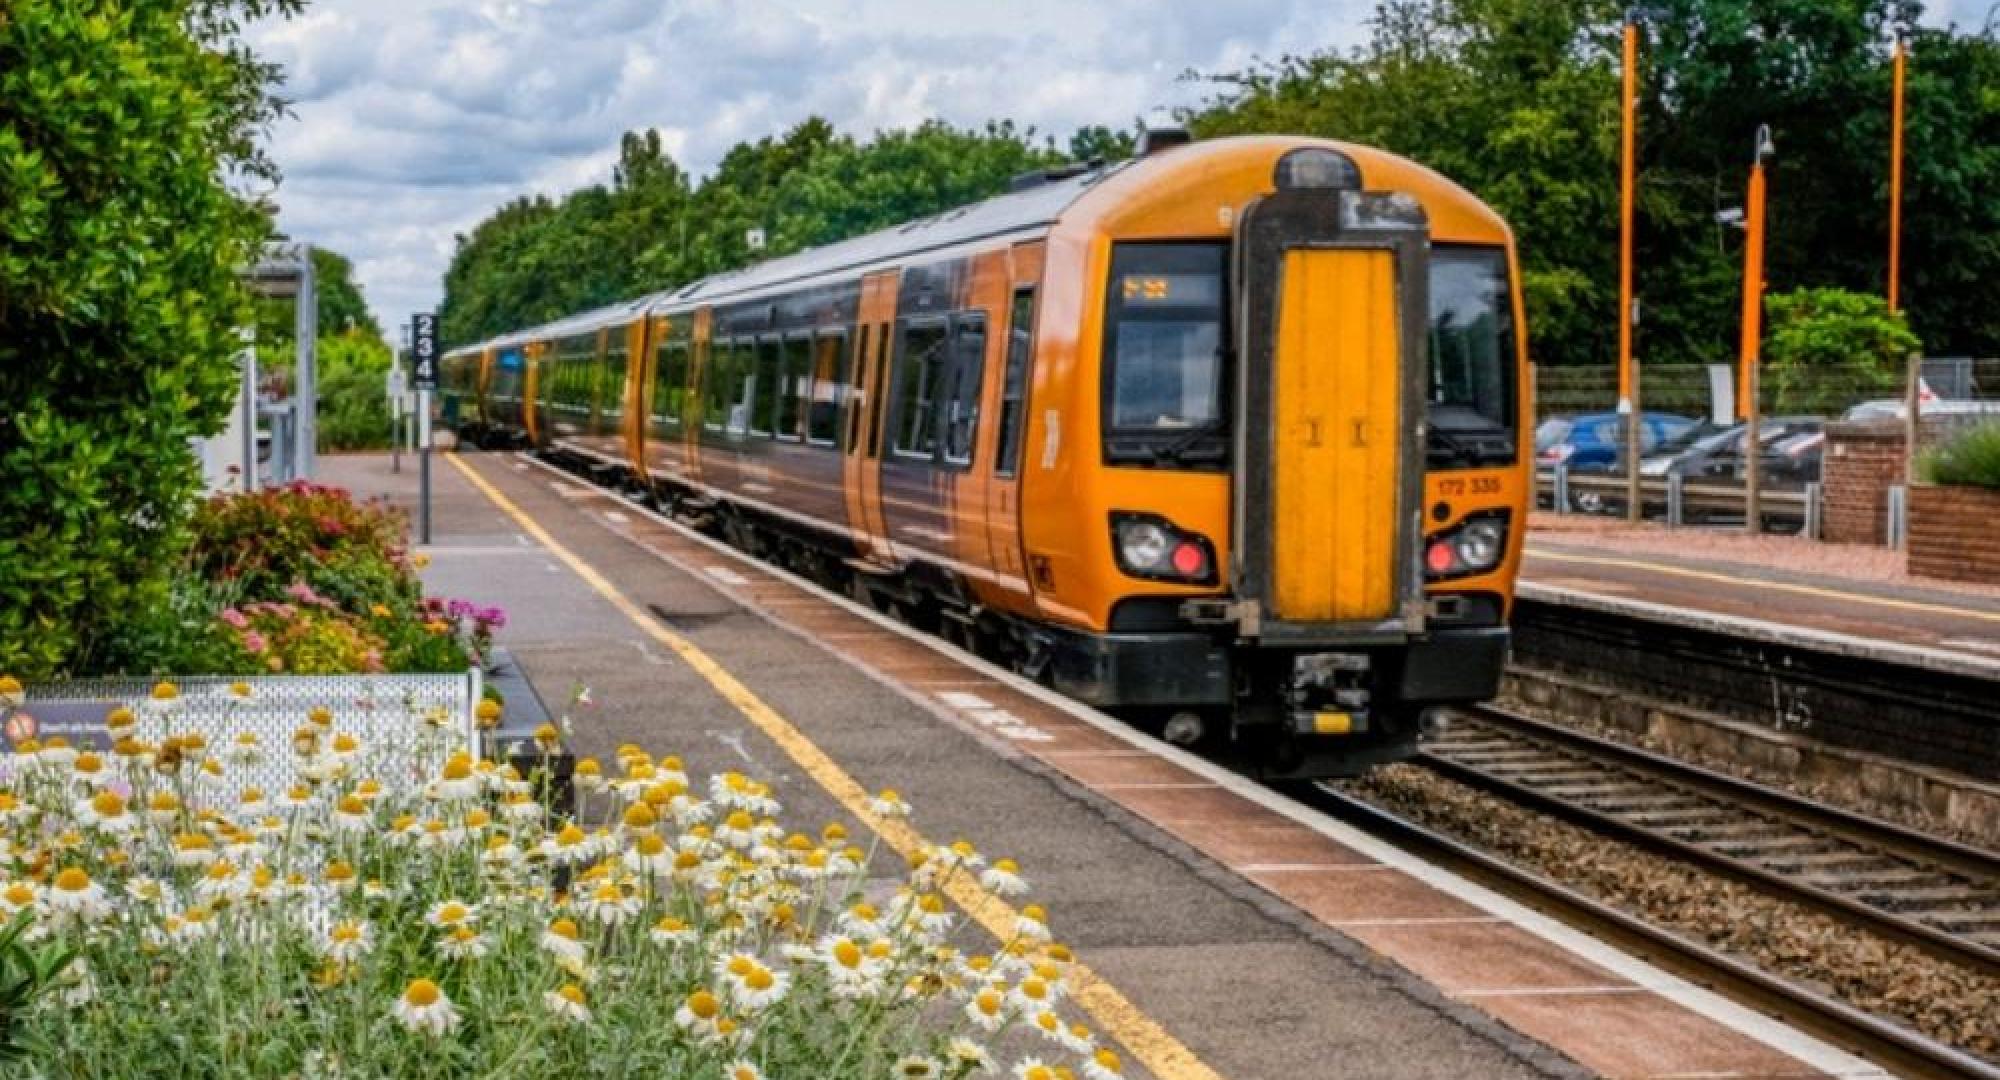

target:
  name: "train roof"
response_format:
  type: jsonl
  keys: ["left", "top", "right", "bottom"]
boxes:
{"left": 446, "top": 135, "right": 1507, "bottom": 353}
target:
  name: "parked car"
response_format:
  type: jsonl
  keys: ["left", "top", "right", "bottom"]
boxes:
{"left": 1566, "top": 417, "right": 1825, "bottom": 523}
{"left": 1535, "top": 411, "right": 1698, "bottom": 471}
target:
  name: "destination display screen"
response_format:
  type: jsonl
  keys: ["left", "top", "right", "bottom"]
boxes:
{"left": 1120, "top": 273, "right": 1222, "bottom": 308}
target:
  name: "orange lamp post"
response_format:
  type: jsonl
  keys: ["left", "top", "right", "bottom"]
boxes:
{"left": 1618, "top": 13, "right": 1643, "bottom": 521}
{"left": 1888, "top": 28, "right": 1908, "bottom": 313}
{"left": 1739, "top": 126, "right": 1774, "bottom": 535}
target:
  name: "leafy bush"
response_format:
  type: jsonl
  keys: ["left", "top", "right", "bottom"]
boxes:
{"left": 186, "top": 481, "right": 417, "bottom": 612}
{"left": 2, "top": 705, "right": 1116, "bottom": 1080}
{"left": 0, "top": 1, "right": 299, "bottom": 680}
{"left": 0, "top": 912, "right": 73, "bottom": 1065}
{"left": 315, "top": 333, "right": 397, "bottom": 453}
{"left": 1918, "top": 422, "right": 2000, "bottom": 490}
{"left": 1764, "top": 288, "right": 1922, "bottom": 416}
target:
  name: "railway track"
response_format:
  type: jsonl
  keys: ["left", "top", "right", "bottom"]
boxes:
{"left": 1421, "top": 705, "right": 2000, "bottom": 976}
{"left": 1314, "top": 704, "right": 2000, "bottom": 1078}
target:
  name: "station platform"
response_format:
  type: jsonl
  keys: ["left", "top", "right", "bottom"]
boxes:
{"left": 320, "top": 453, "right": 1884, "bottom": 1080}
{"left": 1525, "top": 515, "right": 2000, "bottom": 674}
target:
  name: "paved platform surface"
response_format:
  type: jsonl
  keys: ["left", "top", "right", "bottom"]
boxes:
{"left": 1524, "top": 536, "right": 2000, "bottom": 670}
{"left": 320, "top": 453, "right": 1880, "bottom": 1079}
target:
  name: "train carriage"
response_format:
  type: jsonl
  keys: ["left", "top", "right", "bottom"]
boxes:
{"left": 447, "top": 133, "right": 1530, "bottom": 778}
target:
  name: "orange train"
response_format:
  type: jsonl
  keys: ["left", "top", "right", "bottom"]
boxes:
{"left": 440, "top": 133, "right": 1530, "bottom": 778}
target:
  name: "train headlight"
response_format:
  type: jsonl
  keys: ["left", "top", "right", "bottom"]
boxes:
{"left": 1117, "top": 521, "right": 1173, "bottom": 572}
{"left": 1453, "top": 520, "right": 1505, "bottom": 571}
{"left": 1112, "top": 513, "right": 1218, "bottom": 585}
{"left": 1424, "top": 513, "right": 1510, "bottom": 581}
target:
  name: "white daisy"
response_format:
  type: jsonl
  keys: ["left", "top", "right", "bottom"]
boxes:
{"left": 437, "top": 926, "right": 489, "bottom": 960}
{"left": 980, "top": 858, "right": 1028, "bottom": 897}
{"left": 424, "top": 900, "right": 477, "bottom": 929}
{"left": 321, "top": 919, "right": 373, "bottom": 964}
{"left": 46, "top": 867, "right": 111, "bottom": 922}
{"left": 1082, "top": 1048, "right": 1125, "bottom": 1080}
{"left": 540, "top": 918, "right": 588, "bottom": 964}
{"left": 390, "top": 979, "right": 460, "bottom": 1037}
{"left": 542, "top": 983, "right": 592, "bottom": 1025}
{"left": 948, "top": 1037, "right": 995, "bottom": 1074}
{"left": 891, "top": 1055, "right": 943, "bottom": 1080}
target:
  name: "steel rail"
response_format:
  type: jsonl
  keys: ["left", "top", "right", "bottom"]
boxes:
{"left": 1307, "top": 784, "right": 2000, "bottom": 1080}
{"left": 1419, "top": 706, "right": 2000, "bottom": 977}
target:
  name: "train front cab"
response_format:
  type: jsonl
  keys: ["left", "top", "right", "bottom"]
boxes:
{"left": 1025, "top": 139, "right": 1527, "bottom": 779}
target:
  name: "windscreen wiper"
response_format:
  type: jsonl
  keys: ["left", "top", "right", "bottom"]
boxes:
{"left": 1151, "top": 420, "right": 1228, "bottom": 464}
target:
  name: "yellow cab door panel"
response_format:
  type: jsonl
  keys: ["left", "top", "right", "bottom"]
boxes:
{"left": 1270, "top": 248, "right": 1401, "bottom": 622}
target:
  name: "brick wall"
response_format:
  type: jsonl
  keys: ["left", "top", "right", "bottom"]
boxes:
{"left": 1908, "top": 484, "right": 2000, "bottom": 583}
{"left": 1821, "top": 421, "right": 1905, "bottom": 545}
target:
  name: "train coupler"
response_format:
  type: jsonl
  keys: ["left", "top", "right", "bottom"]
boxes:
{"left": 1287, "top": 652, "right": 1373, "bottom": 737}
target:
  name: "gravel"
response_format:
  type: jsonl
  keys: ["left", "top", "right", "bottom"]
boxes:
{"left": 1344, "top": 764, "right": 2000, "bottom": 1061}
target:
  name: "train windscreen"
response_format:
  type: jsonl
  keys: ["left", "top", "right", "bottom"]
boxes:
{"left": 1426, "top": 246, "right": 1519, "bottom": 468}
{"left": 1101, "top": 242, "right": 1229, "bottom": 468}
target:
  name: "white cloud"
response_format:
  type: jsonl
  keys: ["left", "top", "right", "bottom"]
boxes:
{"left": 247, "top": 0, "right": 1973, "bottom": 329}
{"left": 247, "top": 0, "right": 1377, "bottom": 327}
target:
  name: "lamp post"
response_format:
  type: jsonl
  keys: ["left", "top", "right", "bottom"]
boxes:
{"left": 1888, "top": 24, "right": 1908, "bottom": 313}
{"left": 1739, "top": 126, "right": 1774, "bottom": 536}
{"left": 1618, "top": 10, "right": 1643, "bottom": 522}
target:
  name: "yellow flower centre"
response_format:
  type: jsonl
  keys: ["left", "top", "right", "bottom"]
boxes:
{"left": 687, "top": 989, "right": 719, "bottom": 1019}
{"left": 1024, "top": 1068, "right": 1054, "bottom": 1080}
{"left": 868, "top": 940, "right": 893, "bottom": 959}
{"left": 287, "top": 785, "right": 311, "bottom": 801}
{"left": 74, "top": 753, "right": 103, "bottom": 775}
{"left": 325, "top": 861, "right": 355, "bottom": 883}
{"left": 150, "top": 681, "right": 178, "bottom": 701}
{"left": 53, "top": 868, "right": 89, "bottom": 892}
{"left": 441, "top": 760, "right": 472, "bottom": 781}
{"left": 332, "top": 923, "right": 363, "bottom": 943}
{"left": 975, "top": 990, "right": 1001, "bottom": 1016}
{"left": 332, "top": 735, "right": 358, "bottom": 754}
{"left": 464, "top": 809, "right": 490, "bottom": 828}
{"left": 105, "top": 706, "right": 134, "bottom": 729}
{"left": 833, "top": 940, "right": 862, "bottom": 969}
{"left": 309, "top": 707, "right": 333, "bottom": 727}
{"left": 1021, "top": 977, "right": 1048, "bottom": 1001}
{"left": 724, "top": 810, "right": 753, "bottom": 831}
{"left": 622, "top": 803, "right": 657, "bottom": 828}
{"left": 553, "top": 984, "right": 585, "bottom": 1006}
{"left": 175, "top": 833, "right": 211, "bottom": 851}
{"left": 4, "top": 884, "right": 35, "bottom": 905}
{"left": 1023, "top": 904, "right": 1047, "bottom": 923}
{"left": 592, "top": 884, "right": 623, "bottom": 903}
{"left": 404, "top": 979, "right": 441, "bottom": 1007}
{"left": 1037, "top": 1011, "right": 1060, "bottom": 1033}
{"left": 556, "top": 825, "right": 586, "bottom": 847}
{"left": 338, "top": 796, "right": 366, "bottom": 815}
{"left": 674, "top": 851, "right": 701, "bottom": 870}
{"left": 655, "top": 916, "right": 687, "bottom": 934}
{"left": 573, "top": 757, "right": 601, "bottom": 776}
{"left": 532, "top": 723, "right": 558, "bottom": 743}
{"left": 918, "top": 894, "right": 945, "bottom": 915}
{"left": 549, "top": 918, "right": 579, "bottom": 940}
{"left": 634, "top": 834, "right": 667, "bottom": 856}
{"left": 725, "top": 955, "right": 754, "bottom": 977}
{"left": 240, "top": 788, "right": 264, "bottom": 804}
{"left": 730, "top": 1068, "right": 755, "bottom": 1080}
{"left": 90, "top": 791, "right": 125, "bottom": 817}
{"left": 358, "top": 780, "right": 381, "bottom": 797}
{"left": 744, "top": 967, "right": 774, "bottom": 991}
{"left": 1094, "top": 1049, "right": 1121, "bottom": 1072}
{"left": 0, "top": 675, "right": 20, "bottom": 695}
{"left": 450, "top": 926, "right": 477, "bottom": 943}
{"left": 715, "top": 1017, "right": 737, "bottom": 1036}
{"left": 436, "top": 903, "right": 469, "bottom": 924}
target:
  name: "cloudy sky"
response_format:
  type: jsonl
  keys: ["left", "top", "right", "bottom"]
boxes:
{"left": 245, "top": 0, "right": 1985, "bottom": 331}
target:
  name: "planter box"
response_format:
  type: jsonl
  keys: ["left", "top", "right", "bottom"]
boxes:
{"left": 1908, "top": 483, "right": 2000, "bottom": 583}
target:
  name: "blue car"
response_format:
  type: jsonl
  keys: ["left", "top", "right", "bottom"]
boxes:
{"left": 1536, "top": 411, "right": 1698, "bottom": 471}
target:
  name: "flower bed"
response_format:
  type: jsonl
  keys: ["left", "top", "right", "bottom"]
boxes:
{"left": 0, "top": 685, "right": 1122, "bottom": 1079}
{"left": 98, "top": 482, "right": 502, "bottom": 679}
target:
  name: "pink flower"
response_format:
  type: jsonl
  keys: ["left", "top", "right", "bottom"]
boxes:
{"left": 219, "top": 608, "right": 249, "bottom": 629}
{"left": 242, "top": 631, "right": 268, "bottom": 655}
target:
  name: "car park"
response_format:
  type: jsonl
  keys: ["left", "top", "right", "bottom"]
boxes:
{"left": 1535, "top": 411, "right": 1698, "bottom": 471}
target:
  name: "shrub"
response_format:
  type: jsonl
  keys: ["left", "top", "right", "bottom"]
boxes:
{"left": 0, "top": 2, "right": 299, "bottom": 680}
{"left": 186, "top": 481, "right": 419, "bottom": 613}
{"left": 1918, "top": 422, "right": 2000, "bottom": 490}
{"left": 2, "top": 700, "right": 1117, "bottom": 1079}
{"left": 1764, "top": 288, "right": 1922, "bottom": 416}
{"left": 315, "top": 333, "right": 398, "bottom": 453}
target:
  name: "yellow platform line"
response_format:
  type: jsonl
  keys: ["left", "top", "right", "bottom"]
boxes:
{"left": 1526, "top": 546, "right": 2000, "bottom": 627}
{"left": 446, "top": 453, "right": 1224, "bottom": 1080}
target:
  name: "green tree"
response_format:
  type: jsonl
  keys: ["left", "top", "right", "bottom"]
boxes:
{"left": 257, "top": 247, "right": 381, "bottom": 343}
{"left": 1763, "top": 287, "right": 1920, "bottom": 414}
{"left": 1186, "top": 0, "right": 2000, "bottom": 370}
{"left": 0, "top": 0, "right": 301, "bottom": 678}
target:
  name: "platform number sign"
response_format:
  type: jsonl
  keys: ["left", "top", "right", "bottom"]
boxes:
{"left": 411, "top": 313, "right": 438, "bottom": 388}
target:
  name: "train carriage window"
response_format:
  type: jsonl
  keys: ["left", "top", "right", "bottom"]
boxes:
{"left": 604, "top": 340, "right": 629, "bottom": 422}
{"left": 893, "top": 320, "right": 949, "bottom": 459}
{"left": 750, "top": 338, "right": 781, "bottom": 437}
{"left": 941, "top": 314, "right": 987, "bottom": 467}
{"left": 995, "top": 288, "right": 1037, "bottom": 477}
{"left": 807, "top": 331, "right": 846, "bottom": 447}
{"left": 776, "top": 336, "right": 809, "bottom": 441}
{"left": 654, "top": 340, "right": 689, "bottom": 426}
{"left": 846, "top": 326, "right": 872, "bottom": 456}
{"left": 1426, "top": 246, "right": 1520, "bottom": 467}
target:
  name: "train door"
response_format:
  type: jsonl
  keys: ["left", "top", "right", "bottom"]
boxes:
{"left": 980, "top": 242, "right": 1044, "bottom": 606}
{"left": 844, "top": 271, "right": 898, "bottom": 562}
{"left": 523, "top": 342, "right": 545, "bottom": 446}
